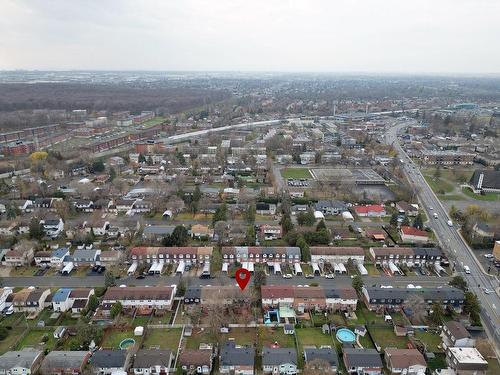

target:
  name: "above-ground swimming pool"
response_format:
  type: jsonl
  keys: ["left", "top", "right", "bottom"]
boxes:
{"left": 336, "top": 328, "right": 356, "bottom": 344}
{"left": 119, "top": 338, "right": 135, "bottom": 349}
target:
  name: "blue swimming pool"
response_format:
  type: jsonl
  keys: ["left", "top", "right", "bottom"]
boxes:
{"left": 336, "top": 328, "right": 356, "bottom": 344}
{"left": 119, "top": 338, "right": 135, "bottom": 349}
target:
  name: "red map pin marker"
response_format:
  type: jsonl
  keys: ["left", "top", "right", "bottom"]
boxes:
{"left": 235, "top": 267, "right": 251, "bottom": 291}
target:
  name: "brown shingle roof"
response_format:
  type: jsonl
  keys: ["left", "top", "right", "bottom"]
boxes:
{"left": 178, "top": 350, "right": 212, "bottom": 366}
{"left": 385, "top": 349, "right": 426, "bottom": 369}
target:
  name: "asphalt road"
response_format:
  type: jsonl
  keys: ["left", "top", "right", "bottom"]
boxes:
{"left": 0, "top": 274, "right": 450, "bottom": 289}
{"left": 386, "top": 121, "right": 500, "bottom": 355}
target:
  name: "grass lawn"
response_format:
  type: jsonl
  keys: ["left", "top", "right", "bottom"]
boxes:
{"left": 427, "top": 353, "right": 447, "bottom": 371}
{"left": 358, "top": 333, "right": 375, "bottom": 349}
{"left": 58, "top": 314, "right": 80, "bottom": 326}
{"left": 224, "top": 327, "right": 256, "bottom": 347}
{"left": 101, "top": 328, "right": 135, "bottom": 349}
{"left": 142, "top": 328, "right": 182, "bottom": 351}
{"left": 150, "top": 311, "right": 173, "bottom": 325}
{"left": 0, "top": 313, "right": 24, "bottom": 327}
{"left": 8, "top": 266, "right": 38, "bottom": 276}
{"left": 257, "top": 327, "right": 295, "bottom": 350}
{"left": 281, "top": 168, "right": 312, "bottom": 179}
{"left": 175, "top": 213, "right": 212, "bottom": 221}
{"left": 423, "top": 175, "right": 454, "bottom": 194}
{"left": 15, "top": 329, "right": 57, "bottom": 351}
{"left": 414, "top": 330, "right": 443, "bottom": 352}
{"left": 368, "top": 327, "right": 409, "bottom": 350}
{"left": 438, "top": 194, "right": 465, "bottom": 201}
{"left": 301, "top": 264, "right": 313, "bottom": 275}
{"left": 462, "top": 188, "right": 500, "bottom": 202}
{"left": 0, "top": 328, "right": 25, "bottom": 354}
{"left": 133, "top": 315, "right": 152, "bottom": 326}
{"left": 311, "top": 312, "right": 345, "bottom": 327}
{"left": 143, "top": 117, "right": 166, "bottom": 127}
{"left": 364, "top": 264, "right": 381, "bottom": 276}
{"left": 487, "top": 359, "right": 500, "bottom": 375}
{"left": 296, "top": 328, "right": 334, "bottom": 353}
{"left": 185, "top": 329, "right": 213, "bottom": 350}
{"left": 357, "top": 307, "right": 386, "bottom": 325}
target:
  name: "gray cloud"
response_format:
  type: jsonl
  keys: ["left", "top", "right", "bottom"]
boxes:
{"left": 0, "top": 0, "right": 499, "bottom": 73}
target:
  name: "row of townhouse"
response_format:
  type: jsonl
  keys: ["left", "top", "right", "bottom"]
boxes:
{"left": 0, "top": 217, "right": 64, "bottom": 238}
{"left": 129, "top": 247, "right": 213, "bottom": 264}
{"left": 221, "top": 246, "right": 301, "bottom": 264}
{"left": 369, "top": 247, "right": 445, "bottom": 267}
{"left": 100, "top": 286, "right": 176, "bottom": 312}
{"left": 261, "top": 285, "right": 358, "bottom": 312}
{"left": 362, "top": 286, "right": 465, "bottom": 313}
{"left": 5, "top": 287, "right": 51, "bottom": 317}
{"left": 310, "top": 246, "right": 365, "bottom": 265}
{"left": 35, "top": 248, "right": 121, "bottom": 269}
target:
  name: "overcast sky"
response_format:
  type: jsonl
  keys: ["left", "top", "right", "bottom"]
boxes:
{"left": 1, "top": 0, "right": 499, "bottom": 73}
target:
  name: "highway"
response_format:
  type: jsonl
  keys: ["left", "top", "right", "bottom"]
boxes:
{"left": 386, "top": 121, "right": 500, "bottom": 355}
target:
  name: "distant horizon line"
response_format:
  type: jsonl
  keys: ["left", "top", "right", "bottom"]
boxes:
{"left": 1, "top": 69, "right": 500, "bottom": 77}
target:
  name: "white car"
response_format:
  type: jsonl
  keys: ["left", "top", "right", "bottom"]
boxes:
{"left": 429, "top": 207, "right": 433, "bottom": 210}
{"left": 484, "top": 254, "right": 494, "bottom": 259}
{"left": 282, "top": 274, "right": 293, "bottom": 279}
{"left": 482, "top": 288, "right": 493, "bottom": 295}
{"left": 325, "top": 273, "right": 335, "bottom": 279}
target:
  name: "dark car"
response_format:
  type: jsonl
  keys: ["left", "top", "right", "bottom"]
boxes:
{"left": 136, "top": 275, "right": 146, "bottom": 279}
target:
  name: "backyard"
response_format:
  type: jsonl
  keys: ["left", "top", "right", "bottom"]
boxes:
{"left": 101, "top": 328, "right": 135, "bottom": 349}
{"left": 257, "top": 327, "right": 295, "bottom": 350}
{"left": 367, "top": 326, "right": 409, "bottom": 349}
{"left": 15, "top": 329, "right": 57, "bottom": 351}
{"left": 414, "top": 330, "right": 443, "bottom": 352}
{"left": 142, "top": 328, "right": 182, "bottom": 351}
{"left": 295, "top": 327, "right": 334, "bottom": 353}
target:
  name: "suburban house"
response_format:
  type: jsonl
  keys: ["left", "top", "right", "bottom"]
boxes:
{"left": 52, "top": 288, "right": 73, "bottom": 312}
{"left": 259, "top": 225, "right": 282, "bottom": 240}
{"left": 35, "top": 247, "right": 69, "bottom": 268}
{"left": 262, "top": 347, "right": 298, "bottom": 375}
{"left": 343, "top": 348, "right": 383, "bottom": 375}
{"left": 132, "top": 349, "right": 174, "bottom": 375}
{"left": 468, "top": 170, "right": 500, "bottom": 194}
{"left": 362, "top": 286, "right": 465, "bottom": 313}
{"left": 353, "top": 204, "right": 387, "bottom": 217}
{"left": 0, "top": 349, "right": 44, "bottom": 375}
{"left": 310, "top": 247, "right": 364, "bottom": 265}
{"left": 445, "top": 347, "right": 488, "bottom": 375}
{"left": 400, "top": 226, "right": 429, "bottom": 244}
{"left": 90, "top": 350, "right": 128, "bottom": 375}
{"left": 40, "top": 351, "right": 91, "bottom": 375}
{"left": 384, "top": 349, "right": 426, "bottom": 375}
{"left": 40, "top": 217, "right": 65, "bottom": 238}
{"left": 304, "top": 348, "right": 338, "bottom": 373}
{"left": 219, "top": 341, "right": 255, "bottom": 375}
{"left": 314, "top": 200, "right": 347, "bottom": 215}
{"left": 324, "top": 287, "right": 358, "bottom": 312}
{"left": 3, "top": 248, "right": 34, "bottom": 267}
{"left": 190, "top": 224, "right": 214, "bottom": 240}
{"left": 441, "top": 321, "right": 475, "bottom": 349}
{"left": 130, "top": 247, "right": 213, "bottom": 265}
{"left": 101, "top": 286, "right": 176, "bottom": 312}
{"left": 178, "top": 350, "right": 213, "bottom": 374}
{"left": 99, "top": 251, "right": 122, "bottom": 266}
{"left": 68, "top": 288, "right": 95, "bottom": 314}
{"left": 11, "top": 288, "right": 50, "bottom": 316}
{"left": 73, "top": 199, "right": 94, "bottom": 212}
{"left": 70, "top": 249, "right": 101, "bottom": 267}
{"left": 395, "top": 201, "right": 419, "bottom": 216}
{"left": 142, "top": 225, "right": 176, "bottom": 242}
{"left": 183, "top": 285, "right": 252, "bottom": 307}
{"left": 255, "top": 202, "right": 277, "bottom": 216}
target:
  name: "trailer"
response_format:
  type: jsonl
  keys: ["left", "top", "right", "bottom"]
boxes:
{"left": 61, "top": 262, "right": 74, "bottom": 275}
{"left": 148, "top": 263, "right": 158, "bottom": 275}
{"left": 293, "top": 263, "right": 303, "bottom": 276}
{"left": 312, "top": 263, "right": 321, "bottom": 276}
{"left": 247, "top": 262, "right": 254, "bottom": 273}
{"left": 127, "top": 262, "right": 138, "bottom": 276}
{"left": 155, "top": 262, "right": 164, "bottom": 275}
{"left": 338, "top": 263, "right": 347, "bottom": 274}
{"left": 388, "top": 261, "right": 402, "bottom": 275}
{"left": 176, "top": 261, "right": 186, "bottom": 275}
{"left": 222, "top": 263, "right": 229, "bottom": 273}
{"left": 357, "top": 263, "right": 368, "bottom": 276}
{"left": 200, "top": 262, "right": 211, "bottom": 279}
{"left": 273, "top": 262, "right": 282, "bottom": 275}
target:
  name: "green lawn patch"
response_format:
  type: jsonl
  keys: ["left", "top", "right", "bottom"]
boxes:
{"left": 296, "top": 328, "right": 334, "bottom": 354}
{"left": 185, "top": 329, "right": 213, "bottom": 350}
{"left": 487, "top": 359, "right": 500, "bottom": 375}
{"left": 224, "top": 327, "right": 256, "bottom": 347}
{"left": 0, "top": 313, "right": 24, "bottom": 327}
{"left": 101, "top": 328, "right": 135, "bottom": 349}
{"left": 428, "top": 353, "right": 447, "bottom": 371}
{"left": 257, "top": 327, "right": 295, "bottom": 350}
{"left": 281, "top": 168, "right": 312, "bottom": 179}
{"left": 143, "top": 117, "right": 166, "bottom": 127}
{"left": 15, "top": 329, "right": 57, "bottom": 351}
{"left": 438, "top": 194, "right": 464, "bottom": 201}
{"left": 143, "top": 328, "right": 182, "bottom": 351}
{"left": 414, "top": 331, "right": 443, "bottom": 352}
{"left": 461, "top": 188, "right": 500, "bottom": 202}
{"left": 423, "top": 175, "right": 454, "bottom": 194}
{"left": 0, "top": 328, "right": 25, "bottom": 354}
{"left": 368, "top": 326, "right": 409, "bottom": 350}
{"left": 311, "top": 312, "right": 345, "bottom": 327}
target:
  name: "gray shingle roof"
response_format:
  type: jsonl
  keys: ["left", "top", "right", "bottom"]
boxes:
{"left": 133, "top": 349, "right": 172, "bottom": 368}
{"left": 220, "top": 341, "right": 255, "bottom": 366}
{"left": 343, "top": 348, "right": 383, "bottom": 368}
{"left": 262, "top": 347, "right": 297, "bottom": 366}
{"left": 91, "top": 350, "right": 126, "bottom": 368}
{"left": 304, "top": 348, "right": 338, "bottom": 367}
{"left": 0, "top": 350, "right": 43, "bottom": 371}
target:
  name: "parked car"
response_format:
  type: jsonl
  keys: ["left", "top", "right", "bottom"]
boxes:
{"left": 305, "top": 274, "right": 314, "bottom": 279}
{"left": 282, "top": 274, "right": 293, "bottom": 279}
{"left": 136, "top": 275, "right": 146, "bottom": 280}
{"left": 325, "top": 273, "right": 335, "bottom": 279}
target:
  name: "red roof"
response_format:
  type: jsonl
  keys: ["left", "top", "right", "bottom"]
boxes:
{"left": 400, "top": 226, "right": 428, "bottom": 238}
{"left": 354, "top": 204, "right": 385, "bottom": 214}
{"left": 261, "top": 285, "right": 294, "bottom": 299}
